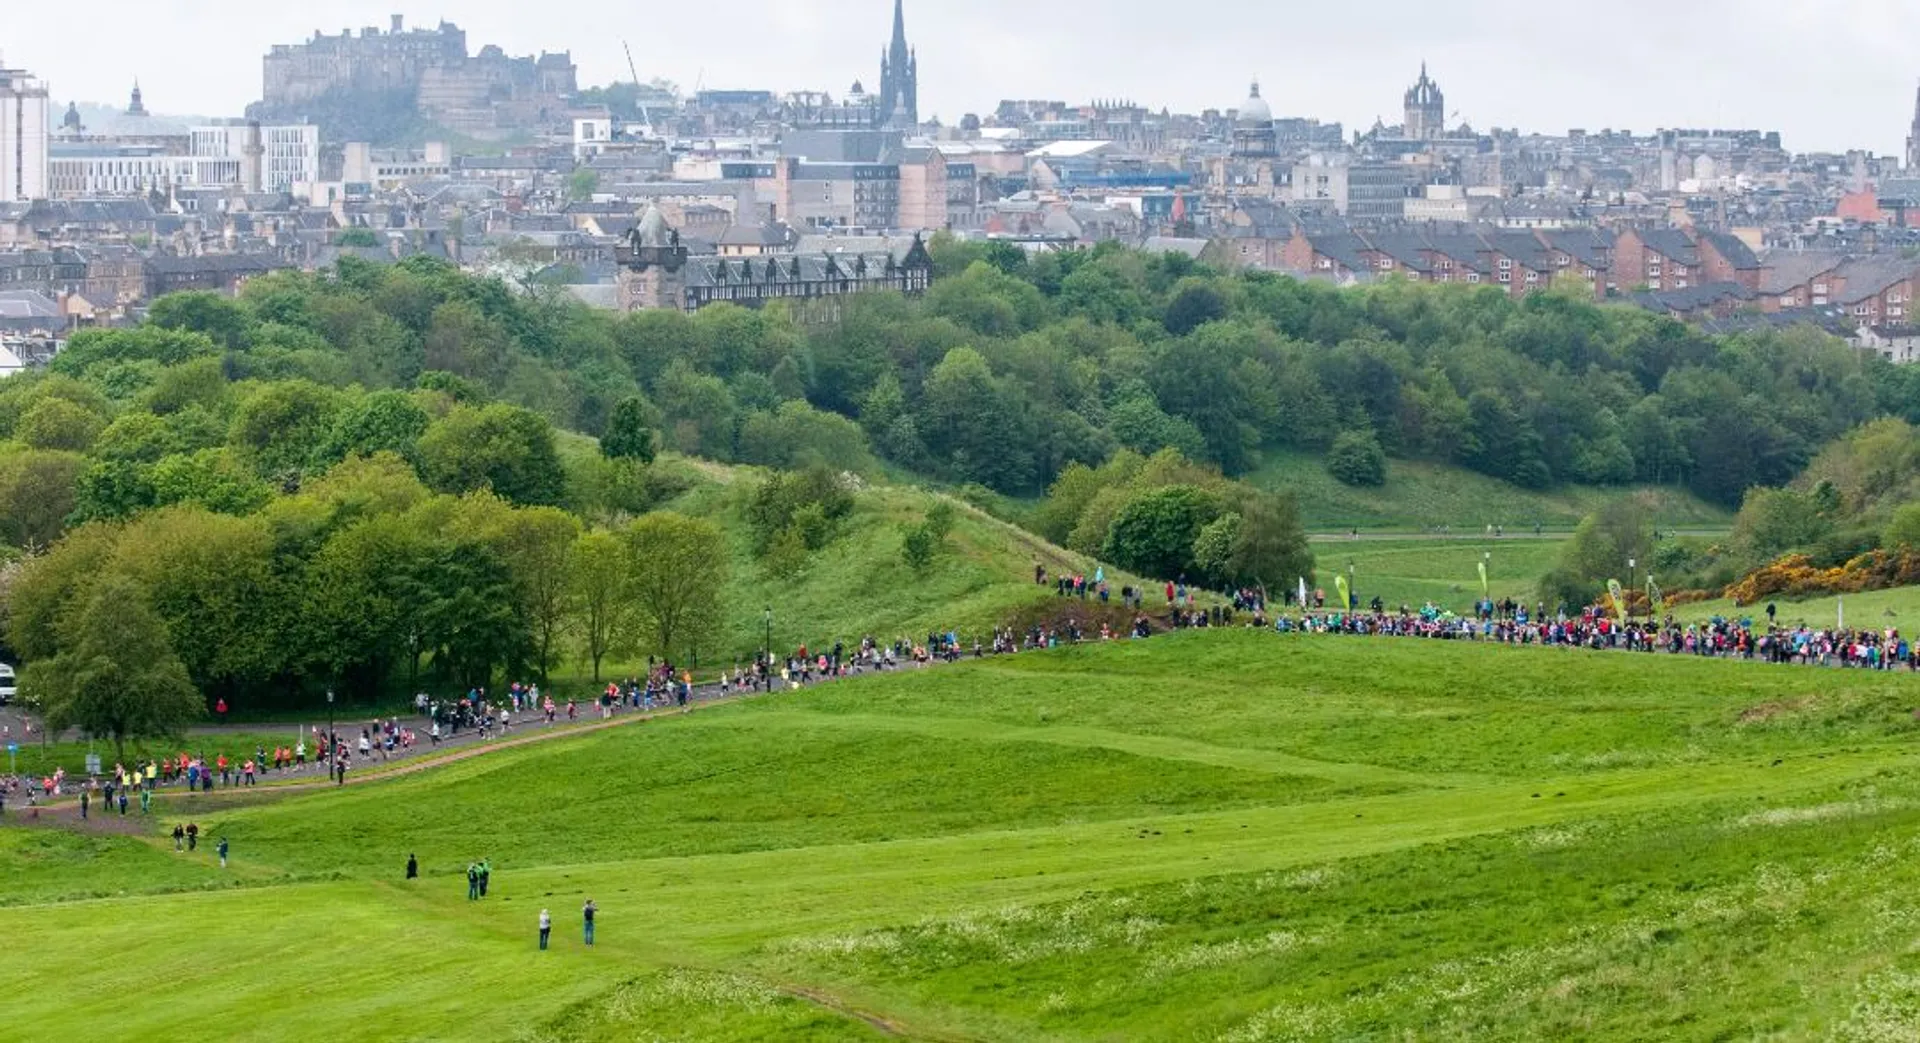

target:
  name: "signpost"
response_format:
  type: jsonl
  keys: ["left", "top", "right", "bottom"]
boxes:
{"left": 85, "top": 753, "right": 101, "bottom": 776}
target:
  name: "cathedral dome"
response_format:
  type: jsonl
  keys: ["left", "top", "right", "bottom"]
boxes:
{"left": 1237, "top": 81, "right": 1272, "bottom": 126}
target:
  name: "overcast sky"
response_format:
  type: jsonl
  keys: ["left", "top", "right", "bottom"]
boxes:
{"left": 3, "top": 0, "right": 1915, "bottom": 154}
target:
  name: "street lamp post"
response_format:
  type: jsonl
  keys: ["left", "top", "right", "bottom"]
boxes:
{"left": 326, "top": 688, "right": 335, "bottom": 781}
{"left": 763, "top": 606, "right": 773, "bottom": 693}
{"left": 1347, "top": 560, "right": 1356, "bottom": 611}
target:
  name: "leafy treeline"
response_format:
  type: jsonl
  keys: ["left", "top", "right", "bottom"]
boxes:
{"left": 13, "top": 246, "right": 1905, "bottom": 523}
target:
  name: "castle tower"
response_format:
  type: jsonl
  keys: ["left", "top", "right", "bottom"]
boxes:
{"left": 616, "top": 205, "right": 689, "bottom": 311}
{"left": 878, "top": 0, "right": 918, "bottom": 130}
{"left": 126, "top": 81, "right": 148, "bottom": 117}
{"left": 1403, "top": 63, "right": 1444, "bottom": 140}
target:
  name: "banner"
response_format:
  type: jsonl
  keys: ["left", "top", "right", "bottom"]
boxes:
{"left": 1336, "top": 575, "right": 1351, "bottom": 613}
{"left": 1477, "top": 560, "right": 1489, "bottom": 598}
{"left": 1298, "top": 577, "right": 1308, "bottom": 609}
{"left": 1606, "top": 579, "right": 1626, "bottom": 623}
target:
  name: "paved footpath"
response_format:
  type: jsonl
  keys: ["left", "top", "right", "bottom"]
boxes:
{"left": 4, "top": 664, "right": 940, "bottom": 824}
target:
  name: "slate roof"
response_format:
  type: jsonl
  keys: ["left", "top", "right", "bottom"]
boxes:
{"left": 1834, "top": 256, "right": 1920, "bottom": 304}
{"left": 1756, "top": 250, "right": 1845, "bottom": 295}
{"left": 1698, "top": 230, "right": 1761, "bottom": 270}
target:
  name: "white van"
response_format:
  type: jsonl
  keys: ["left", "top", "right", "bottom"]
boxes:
{"left": 0, "top": 663, "right": 15, "bottom": 704}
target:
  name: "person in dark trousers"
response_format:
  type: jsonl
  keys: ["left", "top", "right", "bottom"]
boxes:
{"left": 538, "top": 909, "right": 551, "bottom": 951}
{"left": 583, "top": 899, "right": 597, "bottom": 945}
{"left": 172, "top": 824, "right": 184, "bottom": 851}
{"left": 186, "top": 822, "right": 198, "bottom": 851}
{"left": 405, "top": 854, "right": 418, "bottom": 880}
{"left": 466, "top": 864, "right": 479, "bottom": 900}
{"left": 478, "top": 859, "right": 490, "bottom": 897}
{"left": 79, "top": 790, "right": 88, "bottom": 820}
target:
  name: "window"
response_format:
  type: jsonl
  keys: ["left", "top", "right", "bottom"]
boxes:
{"left": 1498, "top": 272, "right": 1511, "bottom": 284}
{"left": 1893, "top": 307, "right": 1907, "bottom": 319}
{"left": 1814, "top": 296, "right": 1829, "bottom": 305}
{"left": 1378, "top": 258, "right": 1394, "bottom": 270}
{"left": 1856, "top": 305, "right": 1873, "bottom": 316}
{"left": 1467, "top": 273, "right": 1480, "bottom": 284}
{"left": 1648, "top": 280, "right": 1662, "bottom": 290}
{"left": 1813, "top": 283, "right": 1829, "bottom": 295}
{"left": 1524, "top": 272, "right": 1539, "bottom": 285}
{"left": 1498, "top": 258, "right": 1512, "bottom": 270}
{"left": 1781, "top": 296, "right": 1797, "bottom": 307}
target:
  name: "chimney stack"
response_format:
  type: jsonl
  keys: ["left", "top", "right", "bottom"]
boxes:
{"left": 241, "top": 120, "right": 265, "bottom": 194}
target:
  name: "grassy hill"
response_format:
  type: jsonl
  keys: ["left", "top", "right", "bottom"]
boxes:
{"left": 7, "top": 633, "right": 1920, "bottom": 1039}
{"left": 1254, "top": 450, "right": 1732, "bottom": 532}
{"left": 633, "top": 458, "right": 1165, "bottom": 670}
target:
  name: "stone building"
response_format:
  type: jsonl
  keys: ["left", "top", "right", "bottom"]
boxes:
{"left": 615, "top": 204, "right": 932, "bottom": 313}
{"left": 257, "top": 17, "right": 574, "bottom": 138}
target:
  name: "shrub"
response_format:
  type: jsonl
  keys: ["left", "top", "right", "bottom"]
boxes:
{"left": 1326, "top": 430, "right": 1387, "bottom": 487}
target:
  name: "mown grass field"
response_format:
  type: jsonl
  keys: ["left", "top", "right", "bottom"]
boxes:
{"left": 1255, "top": 450, "right": 1731, "bottom": 532}
{"left": 6, "top": 632, "right": 1920, "bottom": 1041}
{"left": 1322, "top": 536, "right": 1567, "bottom": 614}
{"left": 1675, "top": 584, "right": 1920, "bottom": 632}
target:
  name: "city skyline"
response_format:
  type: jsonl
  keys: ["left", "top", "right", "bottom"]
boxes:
{"left": 2, "top": 0, "right": 1916, "bottom": 154}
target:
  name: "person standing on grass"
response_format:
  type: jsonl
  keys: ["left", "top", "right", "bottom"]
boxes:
{"left": 538, "top": 909, "right": 551, "bottom": 950}
{"left": 117, "top": 786, "right": 128, "bottom": 815}
{"left": 582, "top": 899, "right": 596, "bottom": 945}
{"left": 479, "top": 859, "right": 490, "bottom": 897}
{"left": 217, "top": 837, "right": 228, "bottom": 869}
{"left": 79, "top": 789, "right": 88, "bottom": 821}
{"left": 139, "top": 786, "right": 151, "bottom": 815}
{"left": 406, "top": 853, "right": 418, "bottom": 880}
{"left": 186, "top": 822, "right": 198, "bottom": 850}
{"left": 172, "top": 824, "right": 184, "bottom": 851}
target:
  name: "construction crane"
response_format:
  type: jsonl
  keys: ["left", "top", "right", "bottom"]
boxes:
{"left": 623, "top": 41, "right": 655, "bottom": 138}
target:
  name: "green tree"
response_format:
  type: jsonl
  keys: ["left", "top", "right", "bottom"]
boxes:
{"left": 22, "top": 574, "right": 201, "bottom": 761}
{"left": 146, "top": 292, "right": 255, "bottom": 351}
{"left": 230, "top": 379, "right": 341, "bottom": 477}
{"left": 1102, "top": 485, "right": 1222, "bottom": 581}
{"left": 623, "top": 513, "right": 729, "bottom": 665}
{"left": 315, "top": 390, "right": 431, "bottom": 467}
{"left": 16, "top": 397, "right": 107, "bottom": 453}
{"left": 919, "top": 347, "right": 1035, "bottom": 492}
{"left": 1885, "top": 503, "right": 1920, "bottom": 551}
{"left": 0, "top": 449, "right": 86, "bottom": 548}
{"left": 568, "top": 530, "right": 632, "bottom": 683}
{"left": 417, "top": 403, "right": 566, "bottom": 506}
{"left": 600, "top": 395, "right": 659, "bottom": 463}
{"left": 1326, "top": 429, "right": 1388, "bottom": 487}
{"left": 1229, "top": 492, "right": 1314, "bottom": 593}
{"left": 497, "top": 507, "right": 580, "bottom": 684}
{"left": 567, "top": 167, "right": 600, "bottom": 201}
{"left": 333, "top": 228, "right": 381, "bottom": 247}
{"left": 1731, "top": 487, "right": 1830, "bottom": 563}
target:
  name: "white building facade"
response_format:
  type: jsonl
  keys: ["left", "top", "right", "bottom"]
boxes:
{"left": 191, "top": 123, "right": 319, "bottom": 192}
{"left": 0, "top": 66, "right": 51, "bottom": 201}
